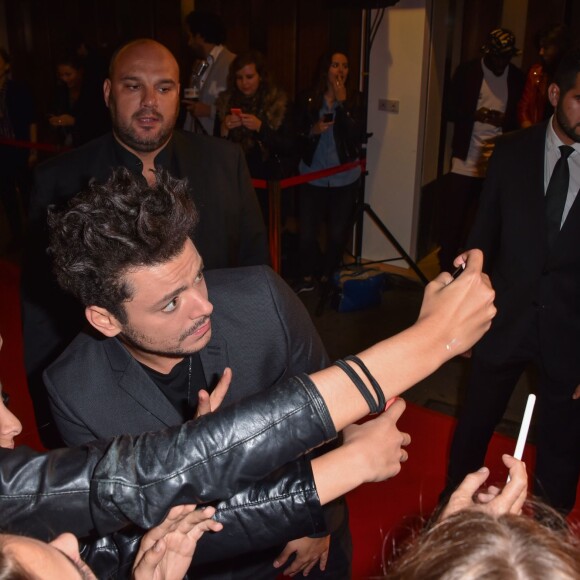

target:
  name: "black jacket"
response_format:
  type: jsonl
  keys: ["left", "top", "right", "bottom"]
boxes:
{"left": 468, "top": 121, "right": 580, "bottom": 383}
{"left": 21, "top": 131, "right": 269, "bottom": 430}
{"left": 0, "top": 376, "right": 335, "bottom": 577}
{"left": 294, "top": 90, "right": 365, "bottom": 168}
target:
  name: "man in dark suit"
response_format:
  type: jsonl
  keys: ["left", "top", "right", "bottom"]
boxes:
{"left": 21, "top": 38, "right": 268, "bottom": 448}
{"left": 44, "top": 169, "right": 351, "bottom": 579}
{"left": 443, "top": 49, "right": 580, "bottom": 514}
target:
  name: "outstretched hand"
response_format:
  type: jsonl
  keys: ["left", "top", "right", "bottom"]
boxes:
{"left": 273, "top": 535, "right": 330, "bottom": 577}
{"left": 132, "top": 505, "right": 223, "bottom": 580}
{"left": 418, "top": 249, "right": 496, "bottom": 358}
{"left": 440, "top": 454, "right": 528, "bottom": 521}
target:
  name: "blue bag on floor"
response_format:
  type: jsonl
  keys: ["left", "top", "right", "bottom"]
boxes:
{"left": 331, "top": 267, "right": 388, "bottom": 312}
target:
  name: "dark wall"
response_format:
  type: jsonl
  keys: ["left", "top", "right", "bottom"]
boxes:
{"left": 5, "top": 0, "right": 361, "bottom": 136}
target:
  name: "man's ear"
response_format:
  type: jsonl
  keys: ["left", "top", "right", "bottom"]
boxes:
{"left": 103, "top": 78, "right": 111, "bottom": 108}
{"left": 548, "top": 83, "right": 560, "bottom": 108}
{"left": 85, "top": 305, "right": 122, "bottom": 337}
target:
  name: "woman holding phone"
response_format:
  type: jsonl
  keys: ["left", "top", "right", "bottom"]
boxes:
{"left": 293, "top": 49, "right": 365, "bottom": 294}
{"left": 215, "top": 51, "right": 294, "bottom": 224}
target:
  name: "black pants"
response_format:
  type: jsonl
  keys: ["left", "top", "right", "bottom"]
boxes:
{"left": 298, "top": 180, "right": 359, "bottom": 279}
{"left": 444, "top": 314, "right": 580, "bottom": 514}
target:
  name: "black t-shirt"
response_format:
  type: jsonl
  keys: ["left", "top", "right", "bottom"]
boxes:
{"left": 140, "top": 353, "right": 207, "bottom": 419}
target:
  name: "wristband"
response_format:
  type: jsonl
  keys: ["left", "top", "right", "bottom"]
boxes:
{"left": 345, "top": 354, "right": 386, "bottom": 411}
{"left": 333, "top": 359, "right": 381, "bottom": 414}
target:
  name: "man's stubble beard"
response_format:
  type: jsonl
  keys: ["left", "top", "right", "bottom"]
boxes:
{"left": 108, "top": 95, "right": 178, "bottom": 153}
{"left": 119, "top": 316, "right": 212, "bottom": 360}
{"left": 555, "top": 101, "right": 580, "bottom": 144}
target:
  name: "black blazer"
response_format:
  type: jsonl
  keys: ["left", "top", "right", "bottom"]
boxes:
{"left": 44, "top": 266, "right": 329, "bottom": 445}
{"left": 21, "top": 131, "right": 269, "bottom": 378}
{"left": 468, "top": 121, "right": 580, "bottom": 384}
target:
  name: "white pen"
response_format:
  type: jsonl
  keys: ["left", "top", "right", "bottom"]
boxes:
{"left": 507, "top": 393, "right": 536, "bottom": 482}
{"left": 514, "top": 393, "right": 536, "bottom": 460}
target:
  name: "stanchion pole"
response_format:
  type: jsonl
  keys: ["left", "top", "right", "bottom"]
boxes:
{"left": 268, "top": 179, "right": 282, "bottom": 273}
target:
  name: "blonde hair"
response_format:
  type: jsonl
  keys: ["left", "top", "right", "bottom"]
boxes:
{"left": 387, "top": 505, "right": 580, "bottom": 579}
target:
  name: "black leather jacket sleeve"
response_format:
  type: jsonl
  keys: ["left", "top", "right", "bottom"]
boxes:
{"left": 294, "top": 90, "right": 365, "bottom": 168}
{"left": 84, "top": 458, "right": 320, "bottom": 579}
{"left": 0, "top": 375, "right": 335, "bottom": 541}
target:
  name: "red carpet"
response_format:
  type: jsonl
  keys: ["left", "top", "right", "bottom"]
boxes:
{"left": 1, "top": 258, "right": 579, "bottom": 579}
{"left": 0, "top": 259, "right": 44, "bottom": 449}
{"left": 347, "top": 403, "right": 580, "bottom": 578}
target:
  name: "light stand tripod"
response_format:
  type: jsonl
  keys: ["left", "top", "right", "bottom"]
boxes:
{"left": 351, "top": 8, "right": 427, "bottom": 283}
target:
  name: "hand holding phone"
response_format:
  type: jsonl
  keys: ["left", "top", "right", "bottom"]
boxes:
{"left": 231, "top": 108, "right": 242, "bottom": 117}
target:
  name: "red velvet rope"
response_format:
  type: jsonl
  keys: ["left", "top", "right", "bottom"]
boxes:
{"left": 251, "top": 158, "right": 366, "bottom": 190}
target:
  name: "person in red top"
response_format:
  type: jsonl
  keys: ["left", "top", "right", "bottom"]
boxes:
{"left": 517, "top": 24, "right": 569, "bottom": 129}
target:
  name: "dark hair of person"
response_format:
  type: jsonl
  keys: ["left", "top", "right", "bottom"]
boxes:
{"left": 226, "top": 50, "right": 270, "bottom": 97}
{"left": 386, "top": 501, "right": 580, "bottom": 579}
{"left": 553, "top": 47, "right": 580, "bottom": 94}
{"left": 308, "top": 49, "right": 355, "bottom": 113}
{"left": 47, "top": 168, "right": 198, "bottom": 324}
{"left": 185, "top": 11, "right": 226, "bottom": 45}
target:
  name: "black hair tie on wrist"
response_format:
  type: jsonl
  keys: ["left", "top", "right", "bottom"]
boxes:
{"left": 345, "top": 354, "right": 386, "bottom": 412}
{"left": 333, "top": 359, "right": 381, "bottom": 414}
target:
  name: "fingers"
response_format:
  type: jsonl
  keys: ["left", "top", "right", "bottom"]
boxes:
{"left": 384, "top": 396, "right": 406, "bottom": 420}
{"left": 195, "top": 390, "right": 211, "bottom": 417}
{"left": 492, "top": 454, "right": 527, "bottom": 515}
{"left": 440, "top": 466, "right": 490, "bottom": 520}
{"left": 421, "top": 248, "right": 496, "bottom": 355}
{"left": 209, "top": 367, "right": 232, "bottom": 412}
{"left": 276, "top": 537, "right": 330, "bottom": 577}
{"left": 133, "top": 538, "right": 167, "bottom": 579}
{"left": 273, "top": 544, "right": 293, "bottom": 568}
{"left": 318, "top": 548, "right": 329, "bottom": 571}
{"left": 444, "top": 457, "right": 528, "bottom": 521}
{"left": 477, "top": 484, "right": 501, "bottom": 504}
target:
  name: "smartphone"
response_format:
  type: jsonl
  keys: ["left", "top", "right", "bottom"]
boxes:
{"left": 231, "top": 108, "right": 242, "bottom": 117}
{"left": 322, "top": 112, "right": 334, "bottom": 123}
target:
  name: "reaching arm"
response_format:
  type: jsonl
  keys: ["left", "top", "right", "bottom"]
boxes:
{"left": 3, "top": 249, "right": 493, "bottom": 543}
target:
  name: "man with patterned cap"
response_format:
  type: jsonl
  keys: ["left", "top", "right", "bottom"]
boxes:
{"left": 437, "top": 27, "right": 524, "bottom": 272}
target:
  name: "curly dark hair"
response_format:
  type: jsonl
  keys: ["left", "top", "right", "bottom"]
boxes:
{"left": 47, "top": 168, "right": 198, "bottom": 323}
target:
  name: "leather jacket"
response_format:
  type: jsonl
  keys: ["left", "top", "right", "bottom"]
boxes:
{"left": 0, "top": 375, "right": 336, "bottom": 576}
{"left": 294, "top": 89, "right": 365, "bottom": 168}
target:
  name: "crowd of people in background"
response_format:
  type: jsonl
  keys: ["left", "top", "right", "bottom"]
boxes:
{"left": 1, "top": 8, "right": 580, "bottom": 579}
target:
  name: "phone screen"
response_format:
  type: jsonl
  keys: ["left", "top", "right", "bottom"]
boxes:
{"left": 323, "top": 113, "right": 334, "bottom": 123}
{"left": 231, "top": 108, "right": 242, "bottom": 117}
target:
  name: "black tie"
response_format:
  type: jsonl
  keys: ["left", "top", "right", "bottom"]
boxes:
{"left": 545, "top": 145, "right": 574, "bottom": 248}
